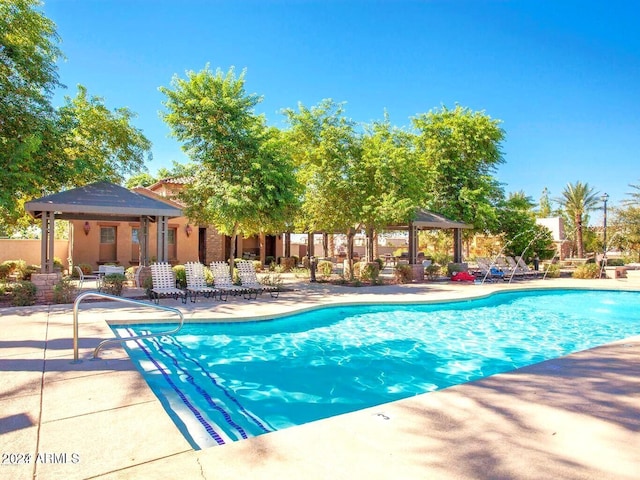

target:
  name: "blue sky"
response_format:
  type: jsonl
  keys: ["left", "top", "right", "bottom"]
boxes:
{"left": 42, "top": 0, "right": 639, "bottom": 213}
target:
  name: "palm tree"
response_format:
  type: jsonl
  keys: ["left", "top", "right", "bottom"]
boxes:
{"left": 555, "top": 182, "right": 600, "bottom": 258}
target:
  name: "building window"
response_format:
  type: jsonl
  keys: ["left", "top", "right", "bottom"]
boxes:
{"left": 99, "top": 226, "right": 117, "bottom": 262}
{"left": 168, "top": 227, "right": 177, "bottom": 260}
{"left": 100, "top": 227, "right": 116, "bottom": 244}
{"left": 131, "top": 228, "right": 139, "bottom": 244}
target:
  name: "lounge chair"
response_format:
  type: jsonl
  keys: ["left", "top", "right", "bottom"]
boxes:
{"left": 149, "top": 262, "right": 187, "bottom": 304}
{"left": 474, "top": 257, "right": 505, "bottom": 282}
{"left": 515, "top": 256, "right": 539, "bottom": 278}
{"left": 75, "top": 265, "right": 101, "bottom": 290}
{"left": 210, "top": 261, "right": 249, "bottom": 299}
{"left": 237, "top": 261, "right": 280, "bottom": 298}
{"left": 184, "top": 262, "right": 219, "bottom": 302}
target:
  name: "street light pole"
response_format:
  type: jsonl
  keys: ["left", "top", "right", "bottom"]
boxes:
{"left": 601, "top": 192, "right": 609, "bottom": 266}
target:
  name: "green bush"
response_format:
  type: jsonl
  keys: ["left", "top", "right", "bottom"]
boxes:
{"left": 279, "top": 257, "right": 296, "bottom": 272}
{"left": 101, "top": 273, "right": 126, "bottom": 296}
{"left": 316, "top": 260, "right": 334, "bottom": 278}
{"left": 425, "top": 263, "right": 441, "bottom": 280}
{"left": 76, "top": 263, "right": 94, "bottom": 276}
{"left": 172, "top": 264, "right": 186, "bottom": 288}
{"left": 0, "top": 261, "right": 14, "bottom": 280}
{"left": 374, "top": 258, "right": 384, "bottom": 271}
{"left": 544, "top": 263, "right": 561, "bottom": 278}
{"left": 605, "top": 258, "right": 625, "bottom": 267}
{"left": 394, "top": 264, "right": 413, "bottom": 283}
{"left": 352, "top": 261, "right": 363, "bottom": 278}
{"left": 359, "top": 262, "right": 380, "bottom": 283}
{"left": 265, "top": 255, "right": 275, "bottom": 266}
{"left": 572, "top": 263, "right": 600, "bottom": 279}
{"left": 0, "top": 260, "right": 23, "bottom": 280}
{"left": 392, "top": 248, "right": 408, "bottom": 258}
{"left": 22, "top": 264, "right": 39, "bottom": 281}
{"left": 447, "top": 263, "right": 465, "bottom": 276}
{"left": 53, "top": 278, "right": 77, "bottom": 303}
{"left": 11, "top": 280, "right": 37, "bottom": 306}
{"left": 252, "top": 260, "right": 263, "bottom": 272}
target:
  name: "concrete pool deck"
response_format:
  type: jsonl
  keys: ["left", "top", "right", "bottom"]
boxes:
{"left": 1, "top": 276, "right": 639, "bottom": 479}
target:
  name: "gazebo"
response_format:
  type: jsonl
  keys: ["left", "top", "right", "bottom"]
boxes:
{"left": 25, "top": 181, "right": 182, "bottom": 273}
{"left": 389, "top": 208, "right": 473, "bottom": 264}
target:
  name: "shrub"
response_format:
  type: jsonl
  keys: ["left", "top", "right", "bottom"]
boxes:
{"left": 0, "top": 261, "right": 14, "bottom": 280}
{"left": 360, "top": 262, "right": 380, "bottom": 283}
{"left": 280, "top": 257, "right": 296, "bottom": 272}
{"left": 394, "top": 264, "right": 413, "bottom": 283}
{"left": 291, "top": 267, "right": 309, "bottom": 279}
{"left": 53, "top": 278, "right": 77, "bottom": 303}
{"left": 11, "top": 281, "right": 37, "bottom": 306}
{"left": 172, "top": 264, "right": 186, "bottom": 288}
{"left": 352, "top": 261, "right": 363, "bottom": 278}
{"left": 393, "top": 248, "right": 408, "bottom": 258}
{"left": 316, "top": 260, "right": 333, "bottom": 278}
{"left": 101, "top": 273, "right": 127, "bottom": 296}
{"left": 22, "top": 264, "right": 39, "bottom": 281}
{"left": 425, "top": 263, "right": 441, "bottom": 280}
{"left": 447, "top": 263, "right": 465, "bottom": 276}
{"left": 605, "top": 258, "right": 625, "bottom": 267}
{"left": 572, "top": 263, "right": 600, "bottom": 279}
{"left": 261, "top": 272, "right": 283, "bottom": 288}
{"left": 53, "top": 257, "right": 64, "bottom": 271}
{"left": 252, "top": 260, "right": 263, "bottom": 272}
{"left": 265, "top": 255, "right": 275, "bottom": 266}
{"left": 544, "top": 263, "right": 561, "bottom": 278}
{"left": 76, "top": 263, "right": 94, "bottom": 276}
{"left": 125, "top": 266, "right": 136, "bottom": 283}
{"left": 374, "top": 257, "right": 384, "bottom": 271}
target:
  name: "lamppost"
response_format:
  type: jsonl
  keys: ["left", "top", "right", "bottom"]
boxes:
{"left": 601, "top": 192, "right": 609, "bottom": 266}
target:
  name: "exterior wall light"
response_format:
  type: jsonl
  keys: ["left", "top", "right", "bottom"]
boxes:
{"left": 83, "top": 221, "right": 91, "bottom": 236}
{"left": 185, "top": 224, "right": 193, "bottom": 237}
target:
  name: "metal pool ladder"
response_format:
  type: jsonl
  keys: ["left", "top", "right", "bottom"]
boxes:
{"left": 72, "top": 291, "right": 185, "bottom": 363}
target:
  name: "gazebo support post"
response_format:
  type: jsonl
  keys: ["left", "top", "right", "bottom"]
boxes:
{"left": 453, "top": 228, "right": 463, "bottom": 263}
{"left": 157, "top": 216, "right": 169, "bottom": 263}
{"left": 40, "top": 211, "right": 55, "bottom": 273}
{"left": 139, "top": 216, "right": 150, "bottom": 266}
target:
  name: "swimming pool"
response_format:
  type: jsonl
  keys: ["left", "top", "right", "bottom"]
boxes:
{"left": 114, "top": 289, "right": 640, "bottom": 450}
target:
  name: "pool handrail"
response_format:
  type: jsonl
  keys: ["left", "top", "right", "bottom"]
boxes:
{"left": 72, "top": 291, "right": 185, "bottom": 362}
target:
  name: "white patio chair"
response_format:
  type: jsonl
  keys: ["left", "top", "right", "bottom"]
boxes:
{"left": 237, "top": 261, "right": 280, "bottom": 298}
{"left": 75, "top": 265, "right": 101, "bottom": 290}
{"left": 184, "top": 262, "right": 218, "bottom": 302}
{"left": 210, "top": 261, "right": 249, "bottom": 300}
{"left": 149, "top": 262, "right": 187, "bottom": 304}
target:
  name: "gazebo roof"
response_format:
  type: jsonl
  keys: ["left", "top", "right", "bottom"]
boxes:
{"left": 390, "top": 208, "right": 472, "bottom": 230}
{"left": 25, "top": 181, "right": 182, "bottom": 222}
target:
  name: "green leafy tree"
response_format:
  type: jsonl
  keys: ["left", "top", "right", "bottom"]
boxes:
{"left": 357, "top": 115, "right": 426, "bottom": 261}
{"left": 412, "top": 105, "right": 505, "bottom": 233}
{"left": 282, "top": 99, "right": 361, "bottom": 269}
{"left": 613, "top": 180, "right": 640, "bottom": 261}
{"left": 538, "top": 187, "right": 553, "bottom": 218}
{"left": 555, "top": 181, "right": 600, "bottom": 258}
{"left": 497, "top": 191, "right": 555, "bottom": 262}
{"left": 160, "top": 66, "right": 299, "bottom": 271}
{"left": 58, "top": 85, "right": 150, "bottom": 184}
{"left": 0, "top": 0, "right": 63, "bottom": 220}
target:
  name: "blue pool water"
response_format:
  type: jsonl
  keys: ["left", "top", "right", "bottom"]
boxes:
{"left": 114, "top": 289, "right": 640, "bottom": 450}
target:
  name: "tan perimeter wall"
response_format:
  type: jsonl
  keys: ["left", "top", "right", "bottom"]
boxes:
{"left": 0, "top": 239, "right": 70, "bottom": 271}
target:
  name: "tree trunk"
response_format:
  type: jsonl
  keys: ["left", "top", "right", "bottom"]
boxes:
{"left": 372, "top": 231, "right": 379, "bottom": 260}
{"left": 229, "top": 222, "right": 239, "bottom": 277}
{"left": 328, "top": 234, "right": 335, "bottom": 258}
{"left": 365, "top": 226, "right": 375, "bottom": 262}
{"left": 576, "top": 214, "right": 584, "bottom": 258}
{"left": 346, "top": 229, "right": 355, "bottom": 280}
